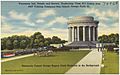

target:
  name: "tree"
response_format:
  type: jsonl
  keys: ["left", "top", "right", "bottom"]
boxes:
{"left": 6, "top": 40, "right": 13, "bottom": 50}
{"left": 44, "top": 37, "right": 52, "bottom": 45}
{"left": 13, "top": 40, "right": 19, "bottom": 49}
{"left": 30, "top": 32, "right": 45, "bottom": 48}
{"left": 51, "top": 36, "right": 61, "bottom": 44}
{"left": 34, "top": 39, "right": 40, "bottom": 48}
{"left": 108, "top": 33, "right": 119, "bottom": 45}
{"left": 1, "top": 32, "right": 67, "bottom": 50}
{"left": 31, "top": 32, "right": 44, "bottom": 39}
{"left": 19, "top": 35, "right": 30, "bottom": 49}
{"left": 61, "top": 40, "right": 67, "bottom": 44}
{"left": 44, "top": 40, "right": 49, "bottom": 46}
{"left": 39, "top": 42, "right": 44, "bottom": 47}
{"left": 1, "top": 38, "right": 7, "bottom": 50}
{"left": 98, "top": 33, "right": 119, "bottom": 46}
{"left": 98, "top": 35, "right": 109, "bottom": 43}
{"left": 29, "top": 38, "right": 34, "bottom": 48}
{"left": 20, "top": 40, "right": 27, "bottom": 49}
{"left": 114, "top": 33, "right": 119, "bottom": 45}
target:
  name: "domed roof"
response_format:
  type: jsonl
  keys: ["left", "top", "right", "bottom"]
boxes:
{"left": 68, "top": 16, "right": 99, "bottom": 24}
{"left": 73, "top": 16, "right": 94, "bottom": 21}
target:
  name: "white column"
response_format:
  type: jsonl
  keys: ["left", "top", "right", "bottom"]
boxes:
{"left": 89, "top": 26, "right": 91, "bottom": 41}
{"left": 83, "top": 26, "right": 85, "bottom": 41}
{"left": 70, "top": 27, "right": 72, "bottom": 42}
{"left": 93, "top": 26, "right": 95, "bottom": 41}
{"left": 74, "top": 28, "right": 76, "bottom": 41}
{"left": 68, "top": 27, "right": 72, "bottom": 42}
{"left": 75, "top": 28, "right": 77, "bottom": 41}
{"left": 68, "top": 27, "right": 70, "bottom": 42}
{"left": 96, "top": 27, "right": 98, "bottom": 41}
{"left": 72, "top": 27, "right": 74, "bottom": 42}
{"left": 77, "top": 27, "right": 79, "bottom": 41}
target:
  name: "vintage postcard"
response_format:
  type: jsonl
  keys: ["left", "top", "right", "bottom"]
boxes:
{"left": 1, "top": 1, "right": 119, "bottom": 75}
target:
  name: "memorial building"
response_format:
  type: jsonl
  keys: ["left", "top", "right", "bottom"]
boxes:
{"left": 67, "top": 16, "right": 99, "bottom": 48}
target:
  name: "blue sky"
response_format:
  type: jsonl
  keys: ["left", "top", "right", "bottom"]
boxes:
{"left": 1, "top": 1, "right": 119, "bottom": 40}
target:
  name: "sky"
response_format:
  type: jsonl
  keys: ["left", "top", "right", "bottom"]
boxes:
{"left": 1, "top": 1, "right": 119, "bottom": 40}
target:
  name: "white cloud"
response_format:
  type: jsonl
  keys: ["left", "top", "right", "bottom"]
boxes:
{"left": 1, "top": 26, "right": 68, "bottom": 40}
{"left": 47, "top": 16, "right": 68, "bottom": 26}
{"left": 35, "top": 28, "right": 68, "bottom": 40}
{"left": 1, "top": 27, "right": 34, "bottom": 38}
{"left": 8, "top": 10, "right": 36, "bottom": 26}
{"left": 23, "top": 28, "right": 68, "bottom": 40}
{"left": 1, "top": 16, "right": 8, "bottom": 23}
{"left": 51, "top": 28, "right": 67, "bottom": 32}
{"left": 9, "top": 10, "right": 31, "bottom": 21}
{"left": 38, "top": 9, "right": 56, "bottom": 18}
{"left": 98, "top": 22, "right": 119, "bottom": 36}
{"left": 36, "top": 19, "right": 45, "bottom": 23}
{"left": 107, "top": 10, "right": 118, "bottom": 18}
{"left": 1, "top": 16, "right": 14, "bottom": 33}
{"left": 86, "top": 8, "right": 118, "bottom": 20}
{"left": 1, "top": 23, "right": 13, "bottom": 33}
{"left": 86, "top": 8, "right": 119, "bottom": 36}
{"left": 1, "top": 16, "right": 6, "bottom": 20}
{"left": 86, "top": 8, "right": 100, "bottom": 16}
{"left": 1, "top": 21, "right": 35, "bottom": 34}
{"left": 50, "top": 28, "right": 68, "bottom": 40}
{"left": 24, "top": 21, "right": 35, "bottom": 26}
{"left": 14, "top": 27, "right": 67, "bottom": 40}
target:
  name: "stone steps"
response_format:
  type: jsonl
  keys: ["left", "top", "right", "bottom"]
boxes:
{"left": 66, "top": 41, "right": 97, "bottom": 48}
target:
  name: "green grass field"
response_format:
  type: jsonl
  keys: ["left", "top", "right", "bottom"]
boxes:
{"left": 1, "top": 50, "right": 90, "bottom": 74}
{"left": 101, "top": 50, "right": 119, "bottom": 74}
